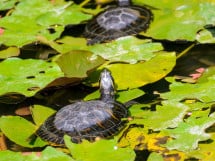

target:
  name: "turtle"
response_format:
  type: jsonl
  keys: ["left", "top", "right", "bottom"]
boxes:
{"left": 36, "top": 69, "right": 128, "bottom": 145}
{"left": 83, "top": 0, "right": 153, "bottom": 45}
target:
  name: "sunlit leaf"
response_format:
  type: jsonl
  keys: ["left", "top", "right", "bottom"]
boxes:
{"left": 86, "top": 52, "right": 175, "bottom": 90}
{"left": 0, "top": 116, "right": 46, "bottom": 147}
{"left": 88, "top": 36, "right": 163, "bottom": 64}
{"left": 196, "top": 29, "right": 215, "bottom": 44}
{"left": 161, "top": 67, "right": 215, "bottom": 102}
{"left": 0, "top": 47, "right": 20, "bottom": 59}
{"left": 134, "top": 0, "right": 215, "bottom": 41}
{"left": 0, "top": 146, "right": 73, "bottom": 161}
{"left": 55, "top": 50, "right": 105, "bottom": 78}
{"left": 0, "top": 0, "right": 18, "bottom": 10}
{"left": 31, "top": 105, "right": 56, "bottom": 126}
{"left": 65, "top": 136, "right": 135, "bottom": 161}
{"left": 147, "top": 152, "right": 164, "bottom": 161}
{"left": 0, "top": 58, "right": 64, "bottom": 97}
{"left": 139, "top": 101, "right": 189, "bottom": 130}
{"left": 163, "top": 115, "right": 215, "bottom": 151}
{"left": 0, "top": 0, "right": 91, "bottom": 47}
{"left": 84, "top": 88, "right": 145, "bottom": 104}
{"left": 187, "top": 134, "right": 215, "bottom": 161}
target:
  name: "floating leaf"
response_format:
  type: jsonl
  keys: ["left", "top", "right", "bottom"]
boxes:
{"left": 196, "top": 29, "right": 215, "bottom": 44}
{"left": 187, "top": 134, "right": 215, "bottom": 161}
{"left": 147, "top": 152, "right": 164, "bottom": 161}
{"left": 0, "top": 0, "right": 18, "bottom": 10}
{"left": 0, "top": 146, "right": 73, "bottom": 161}
{"left": 105, "top": 51, "right": 176, "bottom": 90}
{"left": 55, "top": 50, "right": 105, "bottom": 78}
{"left": 0, "top": 116, "right": 46, "bottom": 147}
{"left": 65, "top": 136, "right": 135, "bottom": 161}
{"left": 84, "top": 88, "right": 145, "bottom": 104}
{"left": 140, "top": 101, "right": 189, "bottom": 130}
{"left": 135, "top": 0, "right": 215, "bottom": 41}
{"left": 31, "top": 105, "right": 56, "bottom": 126}
{"left": 88, "top": 36, "right": 163, "bottom": 64}
{"left": 0, "top": 58, "right": 64, "bottom": 97}
{"left": 163, "top": 115, "right": 215, "bottom": 151}
{"left": 0, "top": 0, "right": 91, "bottom": 47}
{"left": 161, "top": 67, "right": 215, "bottom": 102}
{"left": 0, "top": 47, "right": 20, "bottom": 59}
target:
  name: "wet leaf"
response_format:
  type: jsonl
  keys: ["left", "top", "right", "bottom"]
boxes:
{"left": 0, "top": 116, "right": 46, "bottom": 148}
{"left": 196, "top": 29, "right": 215, "bottom": 44}
{"left": 141, "top": 101, "right": 189, "bottom": 130}
{"left": 31, "top": 105, "right": 56, "bottom": 126}
{"left": 0, "top": 0, "right": 18, "bottom": 10}
{"left": 187, "top": 134, "right": 215, "bottom": 161}
{"left": 89, "top": 36, "right": 163, "bottom": 64}
{"left": 0, "top": 0, "right": 91, "bottom": 47}
{"left": 161, "top": 67, "right": 215, "bottom": 102}
{"left": 55, "top": 50, "right": 105, "bottom": 78}
{"left": 0, "top": 47, "right": 20, "bottom": 59}
{"left": 0, "top": 58, "right": 63, "bottom": 97}
{"left": 163, "top": 115, "right": 215, "bottom": 151}
{"left": 84, "top": 88, "right": 145, "bottom": 104}
{"left": 135, "top": 0, "right": 215, "bottom": 41}
{"left": 65, "top": 136, "right": 135, "bottom": 161}
{"left": 147, "top": 152, "right": 164, "bottom": 161}
{"left": 106, "top": 52, "right": 175, "bottom": 90}
{"left": 0, "top": 146, "right": 73, "bottom": 161}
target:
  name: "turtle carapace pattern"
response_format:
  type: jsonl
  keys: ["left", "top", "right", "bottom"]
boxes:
{"left": 83, "top": 0, "right": 153, "bottom": 45}
{"left": 36, "top": 69, "right": 128, "bottom": 145}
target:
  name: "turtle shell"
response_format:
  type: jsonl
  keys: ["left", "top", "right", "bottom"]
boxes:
{"left": 36, "top": 100, "right": 127, "bottom": 145}
{"left": 84, "top": 5, "right": 153, "bottom": 45}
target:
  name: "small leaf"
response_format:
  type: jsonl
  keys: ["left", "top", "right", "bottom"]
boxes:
{"left": 161, "top": 67, "right": 215, "bottom": 102}
{"left": 0, "top": 116, "right": 46, "bottom": 147}
{"left": 0, "top": 47, "right": 20, "bottom": 59}
{"left": 89, "top": 36, "right": 163, "bottom": 64}
{"left": 84, "top": 88, "right": 145, "bottom": 104}
{"left": 41, "top": 146, "right": 74, "bottom": 161}
{"left": 147, "top": 152, "right": 164, "bottom": 161}
{"left": 31, "top": 105, "right": 56, "bottom": 126}
{"left": 163, "top": 115, "right": 215, "bottom": 151}
{"left": 65, "top": 136, "right": 135, "bottom": 161}
{"left": 55, "top": 50, "right": 105, "bottom": 78}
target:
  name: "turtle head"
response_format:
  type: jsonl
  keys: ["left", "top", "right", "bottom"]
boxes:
{"left": 99, "top": 69, "right": 115, "bottom": 102}
{"left": 117, "top": 0, "right": 130, "bottom": 6}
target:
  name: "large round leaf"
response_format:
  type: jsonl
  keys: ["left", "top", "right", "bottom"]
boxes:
{"left": 0, "top": 58, "right": 63, "bottom": 97}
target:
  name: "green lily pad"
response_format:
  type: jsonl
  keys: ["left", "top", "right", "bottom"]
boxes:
{"left": 130, "top": 101, "right": 189, "bottom": 130}
{"left": 104, "top": 51, "right": 176, "bottom": 90}
{"left": 0, "top": 0, "right": 91, "bottom": 47}
{"left": 161, "top": 67, "right": 215, "bottom": 102}
{"left": 84, "top": 88, "right": 145, "bottom": 104}
{"left": 65, "top": 136, "right": 135, "bottom": 161}
{"left": 0, "top": 116, "right": 47, "bottom": 147}
{"left": 31, "top": 105, "right": 56, "bottom": 126}
{"left": 196, "top": 28, "right": 215, "bottom": 44}
{"left": 55, "top": 50, "right": 105, "bottom": 78}
{"left": 0, "top": 47, "right": 20, "bottom": 59}
{"left": 0, "top": 146, "right": 73, "bottom": 161}
{"left": 134, "top": 0, "right": 215, "bottom": 41}
{"left": 0, "top": 58, "right": 63, "bottom": 97}
{"left": 0, "top": 0, "right": 18, "bottom": 10}
{"left": 163, "top": 115, "right": 215, "bottom": 151}
{"left": 88, "top": 36, "right": 163, "bottom": 64}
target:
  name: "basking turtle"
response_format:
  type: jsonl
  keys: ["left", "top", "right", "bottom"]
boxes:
{"left": 84, "top": 0, "right": 153, "bottom": 45}
{"left": 36, "top": 69, "right": 128, "bottom": 145}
